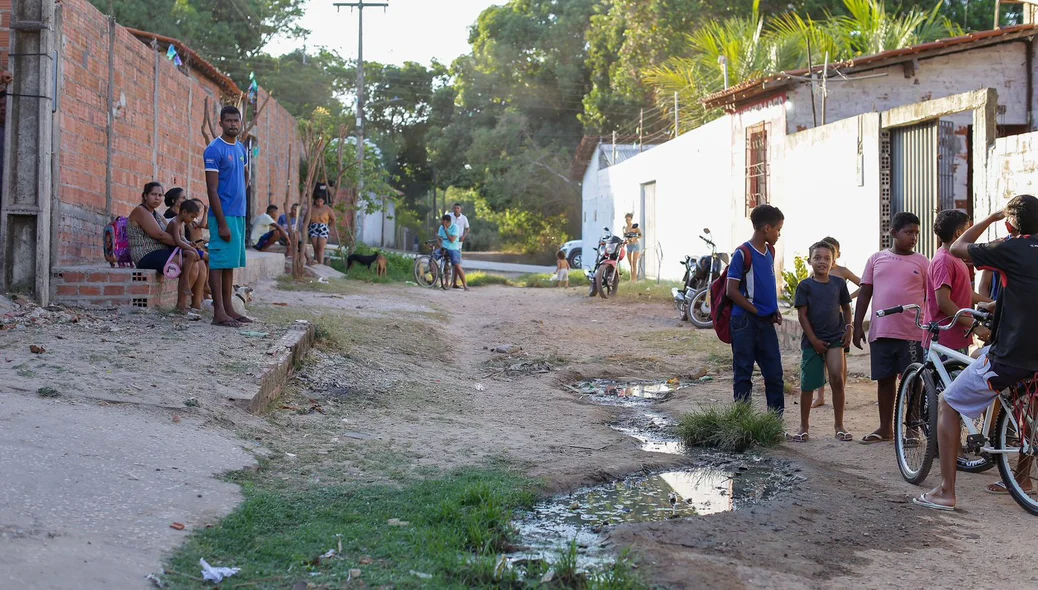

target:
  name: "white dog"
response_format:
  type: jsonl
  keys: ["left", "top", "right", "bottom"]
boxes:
{"left": 201, "top": 284, "right": 253, "bottom": 317}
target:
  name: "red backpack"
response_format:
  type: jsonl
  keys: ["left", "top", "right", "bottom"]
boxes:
{"left": 710, "top": 242, "right": 775, "bottom": 344}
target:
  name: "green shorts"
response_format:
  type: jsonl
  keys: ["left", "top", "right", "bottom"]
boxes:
{"left": 801, "top": 342, "right": 843, "bottom": 392}
{"left": 208, "top": 215, "right": 247, "bottom": 270}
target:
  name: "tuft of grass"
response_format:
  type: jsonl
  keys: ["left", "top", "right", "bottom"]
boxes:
{"left": 678, "top": 402, "right": 784, "bottom": 452}
{"left": 610, "top": 280, "right": 683, "bottom": 304}
{"left": 465, "top": 272, "right": 511, "bottom": 287}
{"left": 36, "top": 386, "right": 59, "bottom": 398}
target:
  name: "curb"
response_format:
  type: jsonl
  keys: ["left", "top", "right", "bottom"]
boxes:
{"left": 249, "top": 321, "right": 316, "bottom": 413}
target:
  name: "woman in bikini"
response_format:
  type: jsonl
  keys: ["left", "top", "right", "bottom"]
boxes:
{"left": 624, "top": 213, "right": 643, "bottom": 282}
{"left": 308, "top": 196, "right": 336, "bottom": 266}
{"left": 128, "top": 182, "right": 203, "bottom": 316}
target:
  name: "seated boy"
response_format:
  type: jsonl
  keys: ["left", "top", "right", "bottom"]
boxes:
{"left": 915, "top": 195, "right": 1038, "bottom": 511}
{"left": 251, "top": 205, "right": 286, "bottom": 252}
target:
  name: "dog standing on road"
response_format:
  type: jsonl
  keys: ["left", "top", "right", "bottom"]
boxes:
{"left": 375, "top": 254, "right": 388, "bottom": 277}
{"left": 346, "top": 252, "right": 380, "bottom": 272}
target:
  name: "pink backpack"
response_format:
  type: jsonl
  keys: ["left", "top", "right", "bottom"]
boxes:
{"left": 103, "top": 217, "right": 133, "bottom": 267}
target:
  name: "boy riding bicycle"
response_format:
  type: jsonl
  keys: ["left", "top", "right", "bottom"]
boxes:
{"left": 915, "top": 195, "right": 1038, "bottom": 511}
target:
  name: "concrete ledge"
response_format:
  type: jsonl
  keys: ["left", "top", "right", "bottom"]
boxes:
{"left": 234, "top": 250, "right": 286, "bottom": 286}
{"left": 249, "top": 321, "right": 316, "bottom": 413}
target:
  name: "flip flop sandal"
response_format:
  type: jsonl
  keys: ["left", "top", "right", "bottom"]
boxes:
{"left": 785, "top": 432, "right": 809, "bottom": 443}
{"left": 912, "top": 494, "right": 955, "bottom": 511}
{"left": 987, "top": 481, "right": 1037, "bottom": 495}
{"left": 860, "top": 433, "right": 891, "bottom": 444}
{"left": 836, "top": 431, "right": 853, "bottom": 442}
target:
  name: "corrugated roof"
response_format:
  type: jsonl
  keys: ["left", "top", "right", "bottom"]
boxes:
{"left": 703, "top": 24, "right": 1038, "bottom": 110}
{"left": 125, "top": 28, "right": 242, "bottom": 96}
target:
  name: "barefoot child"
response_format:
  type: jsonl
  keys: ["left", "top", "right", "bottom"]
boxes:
{"left": 554, "top": 250, "right": 570, "bottom": 287}
{"left": 165, "top": 199, "right": 204, "bottom": 312}
{"left": 812, "top": 236, "right": 861, "bottom": 408}
{"left": 853, "top": 212, "right": 928, "bottom": 444}
{"left": 792, "top": 241, "right": 853, "bottom": 442}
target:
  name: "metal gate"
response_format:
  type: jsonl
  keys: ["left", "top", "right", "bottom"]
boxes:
{"left": 640, "top": 182, "right": 658, "bottom": 280}
{"left": 890, "top": 120, "right": 955, "bottom": 258}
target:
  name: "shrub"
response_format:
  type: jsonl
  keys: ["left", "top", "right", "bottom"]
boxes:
{"left": 678, "top": 403, "right": 784, "bottom": 452}
{"left": 781, "top": 255, "right": 809, "bottom": 305}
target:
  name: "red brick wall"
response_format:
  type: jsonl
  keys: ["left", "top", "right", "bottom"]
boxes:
{"left": 0, "top": 0, "right": 10, "bottom": 70}
{"left": 55, "top": 0, "right": 300, "bottom": 266}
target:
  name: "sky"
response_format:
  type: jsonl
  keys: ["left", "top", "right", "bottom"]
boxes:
{"left": 266, "top": 0, "right": 502, "bottom": 66}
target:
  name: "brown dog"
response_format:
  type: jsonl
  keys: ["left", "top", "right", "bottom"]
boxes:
{"left": 375, "top": 254, "right": 388, "bottom": 277}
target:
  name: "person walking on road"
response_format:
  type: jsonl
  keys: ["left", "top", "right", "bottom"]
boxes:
{"left": 624, "top": 213, "right": 642, "bottom": 281}
{"left": 204, "top": 106, "right": 251, "bottom": 328}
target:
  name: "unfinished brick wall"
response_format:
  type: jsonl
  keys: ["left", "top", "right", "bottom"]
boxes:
{"left": 0, "top": 0, "right": 9, "bottom": 70}
{"left": 55, "top": 0, "right": 300, "bottom": 266}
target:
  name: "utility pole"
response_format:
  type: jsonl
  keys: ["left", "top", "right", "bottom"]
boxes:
{"left": 333, "top": 2, "right": 388, "bottom": 213}
{"left": 673, "top": 91, "right": 679, "bottom": 138}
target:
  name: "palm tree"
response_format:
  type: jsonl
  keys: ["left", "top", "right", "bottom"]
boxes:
{"left": 645, "top": 0, "right": 960, "bottom": 133}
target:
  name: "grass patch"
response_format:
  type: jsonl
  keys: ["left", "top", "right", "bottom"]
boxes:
{"left": 678, "top": 402, "right": 784, "bottom": 452}
{"left": 610, "top": 280, "right": 683, "bottom": 304}
{"left": 465, "top": 272, "right": 511, "bottom": 287}
{"left": 329, "top": 246, "right": 415, "bottom": 284}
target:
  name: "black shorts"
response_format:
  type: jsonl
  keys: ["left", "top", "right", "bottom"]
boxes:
{"left": 870, "top": 338, "right": 923, "bottom": 381}
{"left": 135, "top": 247, "right": 175, "bottom": 271}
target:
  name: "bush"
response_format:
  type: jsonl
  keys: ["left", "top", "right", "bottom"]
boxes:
{"left": 781, "top": 255, "right": 809, "bottom": 305}
{"left": 465, "top": 272, "right": 511, "bottom": 287}
{"left": 678, "top": 403, "right": 784, "bottom": 452}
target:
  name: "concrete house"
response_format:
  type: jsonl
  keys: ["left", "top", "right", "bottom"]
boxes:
{"left": 580, "top": 24, "right": 1038, "bottom": 284}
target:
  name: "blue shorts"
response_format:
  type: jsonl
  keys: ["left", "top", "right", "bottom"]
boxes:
{"left": 255, "top": 230, "right": 275, "bottom": 250}
{"left": 434, "top": 248, "right": 462, "bottom": 266}
{"left": 208, "top": 215, "right": 246, "bottom": 270}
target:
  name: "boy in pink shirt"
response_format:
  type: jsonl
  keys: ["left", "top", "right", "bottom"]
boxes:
{"left": 924, "top": 210, "right": 991, "bottom": 353}
{"left": 853, "top": 212, "right": 928, "bottom": 443}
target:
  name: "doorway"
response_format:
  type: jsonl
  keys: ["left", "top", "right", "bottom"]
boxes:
{"left": 889, "top": 120, "right": 955, "bottom": 258}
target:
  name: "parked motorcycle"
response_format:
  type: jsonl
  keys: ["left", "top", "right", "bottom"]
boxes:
{"left": 586, "top": 227, "right": 637, "bottom": 299}
{"left": 671, "top": 228, "right": 728, "bottom": 327}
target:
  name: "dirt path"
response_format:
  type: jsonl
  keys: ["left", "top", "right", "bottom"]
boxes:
{"left": 256, "top": 279, "right": 1034, "bottom": 588}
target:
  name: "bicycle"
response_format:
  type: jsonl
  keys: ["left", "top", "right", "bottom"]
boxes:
{"left": 412, "top": 239, "right": 455, "bottom": 290}
{"left": 885, "top": 304, "right": 1038, "bottom": 515}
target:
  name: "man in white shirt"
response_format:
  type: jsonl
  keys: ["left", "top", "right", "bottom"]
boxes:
{"left": 251, "top": 204, "right": 287, "bottom": 252}
{"left": 447, "top": 203, "right": 470, "bottom": 288}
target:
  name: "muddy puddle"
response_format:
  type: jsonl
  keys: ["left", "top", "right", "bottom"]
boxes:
{"left": 508, "top": 378, "right": 799, "bottom": 570}
{"left": 511, "top": 456, "right": 796, "bottom": 568}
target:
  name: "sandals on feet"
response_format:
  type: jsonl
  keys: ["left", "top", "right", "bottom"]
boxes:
{"left": 912, "top": 493, "right": 955, "bottom": 512}
{"left": 836, "top": 431, "right": 853, "bottom": 442}
{"left": 860, "top": 432, "right": 891, "bottom": 444}
{"left": 785, "top": 432, "right": 809, "bottom": 443}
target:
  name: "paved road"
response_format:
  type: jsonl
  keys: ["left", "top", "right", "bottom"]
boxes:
{"left": 0, "top": 395, "right": 253, "bottom": 589}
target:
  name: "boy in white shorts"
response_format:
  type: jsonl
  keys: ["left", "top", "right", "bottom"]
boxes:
{"left": 914, "top": 195, "right": 1038, "bottom": 511}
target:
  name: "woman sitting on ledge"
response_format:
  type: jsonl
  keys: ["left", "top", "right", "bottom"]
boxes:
{"left": 128, "top": 181, "right": 204, "bottom": 316}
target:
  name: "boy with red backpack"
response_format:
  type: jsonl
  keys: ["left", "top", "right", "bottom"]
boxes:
{"left": 724, "top": 205, "right": 786, "bottom": 414}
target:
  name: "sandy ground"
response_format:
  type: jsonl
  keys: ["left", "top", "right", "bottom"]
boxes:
{"left": 252, "top": 279, "right": 1038, "bottom": 589}
{"left": 5, "top": 279, "right": 1036, "bottom": 588}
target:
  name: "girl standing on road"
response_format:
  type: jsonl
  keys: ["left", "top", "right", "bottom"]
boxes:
{"left": 625, "top": 213, "right": 643, "bottom": 282}
{"left": 308, "top": 196, "right": 336, "bottom": 266}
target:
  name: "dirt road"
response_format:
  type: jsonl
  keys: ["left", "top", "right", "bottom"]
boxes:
{"left": 256, "top": 279, "right": 1037, "bottom": 589}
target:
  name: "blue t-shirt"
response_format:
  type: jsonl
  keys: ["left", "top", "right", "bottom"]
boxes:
{"left": 438, "top": 224, "right": 461, "bottom": 251}
{"left": 727, "top": 242, "right": 778, "bottom": 318}
{"left": 203, "top": 138, "right": 248, "bottom": 217}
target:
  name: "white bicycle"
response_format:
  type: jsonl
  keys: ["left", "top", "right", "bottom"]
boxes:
{"left": 884, "top": 304, "right": 1038, "bottom": 515}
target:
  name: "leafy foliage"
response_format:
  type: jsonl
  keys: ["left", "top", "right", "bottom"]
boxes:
{"left": 781, "top": 255, "right": 810, "bottom": 305}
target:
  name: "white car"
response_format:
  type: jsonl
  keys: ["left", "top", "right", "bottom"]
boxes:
{"left": 559, "top": 240, "right": 582, "bottom": 269}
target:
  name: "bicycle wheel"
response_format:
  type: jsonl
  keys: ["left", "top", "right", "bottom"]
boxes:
{"left": 894, "top": 363, "right": 938, "bottom": 485}
{"left": 995, "top": 405, "right": 1038, "bottom": 515}
{"left": 414, "top": 256, "right": 438, "bottom": 288}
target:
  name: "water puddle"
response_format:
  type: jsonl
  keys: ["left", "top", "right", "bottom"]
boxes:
{"left": 572, "top": 379, "right": 685, "bottom": 405}
{"left": 610, "top": 411, "right": 685, "bottom": 455}
{"left": 511, "top": 457, "right": 795, "bottom": 567}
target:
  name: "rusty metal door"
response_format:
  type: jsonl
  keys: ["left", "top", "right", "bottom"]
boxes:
{"left": 890, "top": 120, "right": 954, "bottom": 259}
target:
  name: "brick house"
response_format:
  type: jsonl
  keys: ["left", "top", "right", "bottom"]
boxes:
{"left": 0, "top": 0, "right": 300, "bottom": 305}
{"left": 579, "top": 24, "right": 1038, "bottom": 284}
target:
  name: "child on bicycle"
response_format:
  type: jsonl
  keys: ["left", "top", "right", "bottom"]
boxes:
{"left": 811, "top": 236, "right": 860, "bottom": 408}
{"left": 554, "top": 250, "right": 570, "bottom": 288}
{"left": 914, "top": 195, "right": 1038, "bottom": 511}
{"left": 924, "top": 210, "right": 992, "bottom": 356}
{"left": 853, "top": 212, "right": 929, "bottom": 444}
{"left": 435, "top": 214, "right": 468, "bottom": 291}
{"left": 791, "top": 241, "right": 853, "bottom": 442}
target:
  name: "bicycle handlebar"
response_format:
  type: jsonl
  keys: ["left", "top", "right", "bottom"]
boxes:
{"left": 876, "top": 304, "right": 990, "bottom": 332}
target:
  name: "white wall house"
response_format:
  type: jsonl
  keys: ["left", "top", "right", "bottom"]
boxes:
{"left": 579, "top": 24, "right": 1038, "bottom": 284}
{"left": 355, "top": 196, "right": 397, "bottom": 249}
